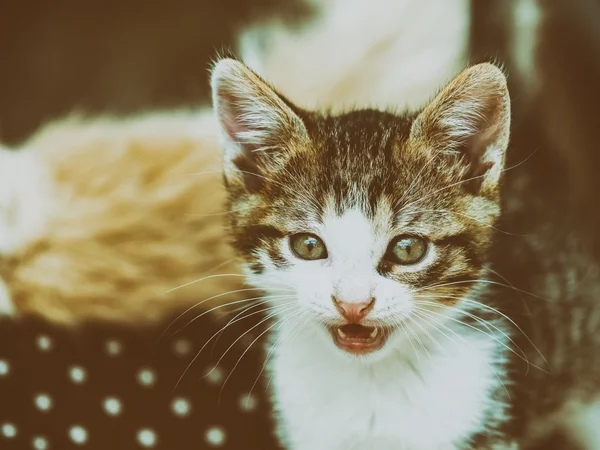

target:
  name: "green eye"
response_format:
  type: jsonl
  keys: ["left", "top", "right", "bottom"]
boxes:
{"left": 387, "top": 236, "right": 427, "bottom": 265}
{"left": 290, "top": 233, "right": 328, "bottom": 260}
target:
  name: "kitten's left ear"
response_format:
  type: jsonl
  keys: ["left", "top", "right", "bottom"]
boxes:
{"left": 410, "top": 63, "right": 511, "bottom": 195}
{"left": 211, "top": 58, "right": 309, "bottom": 191}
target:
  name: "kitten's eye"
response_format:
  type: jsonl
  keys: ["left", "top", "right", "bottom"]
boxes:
{"left": 289, "top": 233, "right": 328, "bottom": 260}
{"left": 386, "top": 236, "right": 427, "bottom": 265}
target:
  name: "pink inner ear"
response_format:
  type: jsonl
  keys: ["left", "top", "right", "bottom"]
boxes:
{"left": 216, "top": 89, "right": 246, "bottom": 144}
{"left": 462, "top": 104, "right": 499, "bottom": 162}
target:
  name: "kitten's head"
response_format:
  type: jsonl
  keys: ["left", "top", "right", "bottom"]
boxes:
{"left": 212, "top": 59, "right": 510, "bottom": 359}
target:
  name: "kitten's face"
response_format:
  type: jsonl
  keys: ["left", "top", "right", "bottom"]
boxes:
{"left": 212, "top": 59, "right": 510, "bottom": 358}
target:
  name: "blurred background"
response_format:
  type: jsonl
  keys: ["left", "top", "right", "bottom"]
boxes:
{"left": 0, "top": 0, "right": 310, "bottom": 144}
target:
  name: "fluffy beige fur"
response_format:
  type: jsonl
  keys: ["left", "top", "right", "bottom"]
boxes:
{"left": 240, "top": 0, "right": 469, "bottom": 112}
{"left": 1, "top": 110, "right": 245, "bottom": 324}
{"left": 0, "top": 0, "right": 470, "bottom": 325}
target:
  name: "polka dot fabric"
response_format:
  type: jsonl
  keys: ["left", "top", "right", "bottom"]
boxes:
{"left": 0, "top": 315, "right": 280, "bottom": 449}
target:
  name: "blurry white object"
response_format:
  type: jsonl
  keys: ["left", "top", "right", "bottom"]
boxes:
{"left": 239, "top": 0, "right": 470, "bottom": 112}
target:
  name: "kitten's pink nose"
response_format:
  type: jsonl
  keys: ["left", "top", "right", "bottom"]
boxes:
{"left": 332, "top": 297, "right": 375, "bottom": 322}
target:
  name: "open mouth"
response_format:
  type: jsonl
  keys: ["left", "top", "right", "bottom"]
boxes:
{"left": 328, "top": 323, "right": 388, "bottom": 354}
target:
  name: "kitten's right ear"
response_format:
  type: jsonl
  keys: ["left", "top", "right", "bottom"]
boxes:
{"left": 211, "top": 58, "right": 309, "bottom": 191}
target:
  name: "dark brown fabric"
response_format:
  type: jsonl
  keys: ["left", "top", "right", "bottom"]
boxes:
{"left": 0, "top": 314, "right": 280, "bottom": 449}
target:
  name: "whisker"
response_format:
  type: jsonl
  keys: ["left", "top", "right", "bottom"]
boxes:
{"left": 165, "top": 273, "right": 247, "bottom": 294}
{"left": 417, "top": 293, "right": 547, "bottom": 370}
{"left": 263, "top": 312, "right": 313, "bottom": 392}
{"left": 414, "top": 301, "right": 548, "bottom": 373}
{"left": 202, "top": 258, "right": 235, "bottom": 275}
{"left": 235, "top": 169, "right": 292, "bottom": 190}
{"left": 185, "top": 203, "right": 293, "bottom": 218}
{"left": 407, "top": 315, "right": 446, "bottom": 355}
{"left": 218, "top": 307, "right": 305, "bottom": 403}
{"left": 173, "top": 302, "right": 297, "bottom": 392}
{"left": 396, "top": 172, "right": 491, "bottom": 212}
{"left": 248, "top": 309, "right": 309, "bottom": 401}
{"left": 206, "top": 302, "right": 297, "bottom": 361}
{"left": 175, "top": 294, "right": 296, "bottom": 338}
{"left": 403, "top": 318, "right": 431, "bottom": 360}
{"left": 279, "top": 165, "right": 323, "bottom": 213}
{"left": 207, "top": 303, "right": 298, "bottom": 379}
{"left": 211, "top": 297, "right": 297, "bottom": 351}
{"left": 395, "top": 150, "right": 536, "bottom": 214}
{"left": 502, "top": 147, "right": 539, "bottom": 172}
{"left": 397, "top": 321, "right": 420, "bottom": 361}
{"left": 457, "top": 297, "right": 549, "bottom": 369}
{"left": 406, "top": 209, "right": 521, "bottom": 236}
{"left": 411, "top": 309, "right": 511, "bottom": 399}
{"left": 415, "top": 298, "right": 527, "bottom": 362}
{"left": 414, "top": 278, "right": 548, "bottom": 302}
{"left": 184, "top": 169, "right": 223, "bottom": 177}
{"left": 416, "top": 298, "right": 519, "bottom": 340}
{"left": 484, "top": 265, "right": 533, "bottom": 316}
{"left": 159, "top": 287, "right": 294, "bottom": 342}
{"left": 396, "top": 159, "right": 436, "bottom": 208}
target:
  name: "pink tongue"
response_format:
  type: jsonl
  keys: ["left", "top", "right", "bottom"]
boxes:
{"left": 340, "top": 324, "right": 374, "bottom": 339}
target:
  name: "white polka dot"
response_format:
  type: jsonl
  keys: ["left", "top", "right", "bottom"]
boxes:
{"left": 137, "top": 428, "right": 157, "bottom": 447}
{"left": 137, "top": 368, "right": 156, "bottom": 387}
{"left": 35, "top": 393, "right": 53, "bottom": 412}
{"left": 0, "top": 359, "right": 9, "bottom": 376}
{"left": 32, "top": 436, "right": 49, "bottom": 450}
{"left": 204, "top": 365, "right": 224, "bottom": 385}
{"left": 103, "top": 397, "right": 122, "bottom": 416}
{"left": 69, "top": 366, "right": 87, "bottom": 384}
{"left": 205, "top": 426, "right": 226, "bottom": 447}
{"left": 171, "top": 397, "right": 191, "bottom": 417}
{"left": 105, "top": 339, "right": 122, "bottom": 356}
{"left": 1, "top": 423, "right": 16, "bottom": 438}
{"left": 69, "top": 425, "right": 88, "bottom": 444}
{"left": 37, "top": 334, "right": 52, "bottom": 352}
{"left": 238, "top": 393, "right": 258, "bottom": 412}
{"left": 172, "top": 338, "right": 192, "bottom": 357}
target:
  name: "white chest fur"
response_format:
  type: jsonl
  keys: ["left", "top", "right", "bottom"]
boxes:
{"left": 269, "top": 324, "right": 506, "bottom": 450}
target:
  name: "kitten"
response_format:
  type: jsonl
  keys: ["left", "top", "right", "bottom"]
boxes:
{"left": 212, "top": 58, "right": 518, "bottom": 449}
